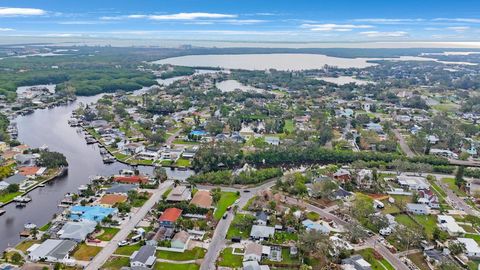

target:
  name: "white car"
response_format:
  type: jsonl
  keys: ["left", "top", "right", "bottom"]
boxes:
{"left": 118, "top": 240, "right": 129, "bottom": 247}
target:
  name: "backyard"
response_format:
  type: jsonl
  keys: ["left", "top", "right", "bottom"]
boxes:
{"left": 217, "top": 248, "right": 243, "bottom": 268}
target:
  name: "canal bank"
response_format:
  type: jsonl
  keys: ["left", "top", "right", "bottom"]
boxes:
{"left": 0, "top": 91, "right": 193, "bottom": 252}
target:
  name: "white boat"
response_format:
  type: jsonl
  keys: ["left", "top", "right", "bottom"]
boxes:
{"left": 78, "top": 185, "right": 88, "bottom": 191}
{"left": 13, "top": 196, "right": 32, "bottom": 203}
{"left": 24, "top": 223, "right": 37, "bottom": 230}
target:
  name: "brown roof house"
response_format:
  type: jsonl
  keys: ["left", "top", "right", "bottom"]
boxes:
{"left": 190, "top": 190, "right": 213, "bottom": 209}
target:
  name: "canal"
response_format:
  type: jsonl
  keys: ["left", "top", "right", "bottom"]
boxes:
{"left": 0, "top": 91, "right": 193, "bottom": 251}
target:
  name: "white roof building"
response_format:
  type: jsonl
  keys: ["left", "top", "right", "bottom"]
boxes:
{"left": 28, "top": 239, "right": 77, "bottom": 262}
{"left": 458, "top": 238, "right": 480, "bottom": 258}
{"left": 437, "top": 215, "right": 466, "bottom": 236}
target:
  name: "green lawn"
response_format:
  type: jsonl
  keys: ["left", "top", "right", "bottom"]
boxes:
{"left": 102, "top": 256, "right": 130, "bottom": 270}
{"left": 214, "top": 192, "right": 239, "bottom": 220}
{"left": 217, "top": 248, "right": 243, "bottom": 268}
{"left": 442, "top": 178, "right": 467, "bottom": 197}
{"left": 306, "top": 211, "right": 320, "bottom": 221}
{"left": 283, "top": 119, "right": 295, "bottom": 133}
{"left": 97, "top": 227, "right": 120, "bottom": 241}
{"left": 226, "top": 214, "right": 255, "bottom": 239}
{"left": 114, "top": 243, "right": 141, "bottom": 256}
{"left": 357, "top": 248, "right": 395, "bottom": 270}
{"left": 0, "top": 191, "right": 22, "bottom": 203}
{"left": 73, "top": 244, "right": 102, "bottom": 261}
{"left": 39, "top": 222, "right": 52, "bottom": 232}
{"left": 395, "top": 214, "right": 437, "bottom": 239}
{"left": 15, "top": 240, "right": 40, "bottom": 252}
{"left": 156, "top": 247, "right": 206, "bottom": 261}
{"left": 268, "top": 232, "right": 298, "bottom": 244}
{"left": 426, "top": 177, "right": 447, "bottom": 197}
{"left": 465, "top": 234, "right": 480, "bottom": 244}
{"left": 175, "top": 158, "right": 191, "bottom": 167}
{"left": 154, "top": 262, "right": 200, "bottom": 270}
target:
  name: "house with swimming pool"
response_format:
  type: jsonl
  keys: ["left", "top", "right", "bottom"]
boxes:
{"left": 68, "top": 205, "right": 117, "bottom": 222}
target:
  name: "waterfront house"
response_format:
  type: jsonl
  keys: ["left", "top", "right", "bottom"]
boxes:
{"left": 166, "top": 185, "right": 192, "bottom": 202}
{"left": 113, "top": 175, "right": 149, "bottom": 185}
{"left": 4, "top": 173, "right": 28, "bottom": 186}
{"left": 99, "top": 194, "right": 128, "bottom": 207}
{"left": 105, "top": 183, "right": 137, "bottom": 194}
{"left": 69, "top": 205, "right": 117, "bottom": 222}
{"left": 189, "top": 190, "right": 213, "bottom": 209}
{"left": 159, "top": 208, "right": 182, "bottom": 227}
{"left": 28, "top": 239, "right": 77, "bottom": 263}
{"left": 14, "top": 154, "right": 37, "bottom": 167}
{"left": 130, "top": 245, "right": 157, "bottom": 269}
{"left": 58, "top": 220, "right": 97, "bottom": 242}
{"left": 19, "top": 166, "right": 46, "bottom": 178}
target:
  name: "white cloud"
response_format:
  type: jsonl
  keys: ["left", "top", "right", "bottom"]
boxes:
{"left": 433, "top": 18, "right": 480, "bottom": 23}
{"left": 0, "top": 7, "right": 45, "bottom": 16}
{"left": 354, "top": 18, "right": 424, "bottom": 24}
{"left": 301, "top": 23, "right": 373, "bottom": 32}
{"left": 102, "top": 12, "right": 236, "bottom": 21}
{"left": 447, "top": 26, "right": 470, "bottom": 32}
{"left": 0, "top": 28, "right": 13, "bottom": 31}
{"left": 359, "top": 31, "right": 408, "bottom": 37}
{"left": 43, "top": 33, "right": 83, "bottom": 37}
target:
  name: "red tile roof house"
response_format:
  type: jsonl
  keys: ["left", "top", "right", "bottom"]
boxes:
{"left": 113, "top": 175, "right": 149, "bottom": 185}
{"left": 159, "top": 208, "right": 182, "bottom": 228}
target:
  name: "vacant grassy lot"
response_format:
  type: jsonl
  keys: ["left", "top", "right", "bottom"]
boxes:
{"left": 154, "top": 262, "right": 200, "bottom": 270}
{"left": 102, "top": 256, "right": 130, "bottom": 270}
{"left": 97, "top": 227, "right": 120, "bottom": 241}
{"left": 156, "top": 247, "right": 206, "bottom": 261}
{"left": 395, "top": 214, "right": 437, "bottom": 239}
{"left": 114, "top": 243, "right": 141, "bottom": 256}
{"left": 283, "top": 119, "right": 295, "bottom": 133}
{"left": 73, "top": 244, "right": 102, "bottom": 261}
{"left": 214, "top": 191, "right": 239, "bottom": 220}
{"left": 226, "top": 214, "right": 255, "bottom": 239}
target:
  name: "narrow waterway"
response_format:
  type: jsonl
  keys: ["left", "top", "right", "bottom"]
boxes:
{"left": 0, "top": 91, "right": 193, "bottom": 251}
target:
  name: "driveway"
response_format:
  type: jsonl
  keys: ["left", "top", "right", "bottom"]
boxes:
{"left": 85, "top": 180, "right": 173, "bottom": 270}
{"left": 200, "top": 180, "right": 276, "bottom": 270}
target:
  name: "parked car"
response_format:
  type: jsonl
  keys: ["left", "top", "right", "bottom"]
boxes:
{"left": 118, "top": 240, "right": 129, "bottom": 246}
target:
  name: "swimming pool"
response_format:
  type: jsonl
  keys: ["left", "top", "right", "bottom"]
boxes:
{"left": 69, "top": 205, "right": 117, "bottom": 222}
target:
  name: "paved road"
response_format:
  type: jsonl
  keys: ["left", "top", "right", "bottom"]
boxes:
{"left": 200, "top": 180, "right": 276, "bottom": 270}
{"left": 86, "top": 180, "right": 173, "bottom": 270}
{"left": 393, "top": 129, "right": 415, "bottom": 158}
{"left": 283, "top": 196, "right": 409, "bottom": 270}
{"left": 166, "top": 128, "right": 183, "bottom": 146}
{"left": 449, "top": 158, "right": 480, "bottom": 168}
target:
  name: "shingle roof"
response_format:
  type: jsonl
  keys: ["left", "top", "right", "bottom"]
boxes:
{"left": 190, "top": 190, "right": 213, "bottom": 208}
{"left": 159, "top": 208, "right": 182, "bottom": 222}
{"left": 131, "top": 245, "right": 156, "bottom": 264}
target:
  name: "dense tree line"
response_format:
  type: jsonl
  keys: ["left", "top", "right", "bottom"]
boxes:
{"left": 187, "top": 167, "right": 283, "bottom": 185}
{"left": 37, "top": 151, "right": 68, "bottom": 168}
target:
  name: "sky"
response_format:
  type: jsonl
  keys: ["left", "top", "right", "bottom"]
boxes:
{"left": 1, "top": 0, "right": 480, "bottom": 43}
